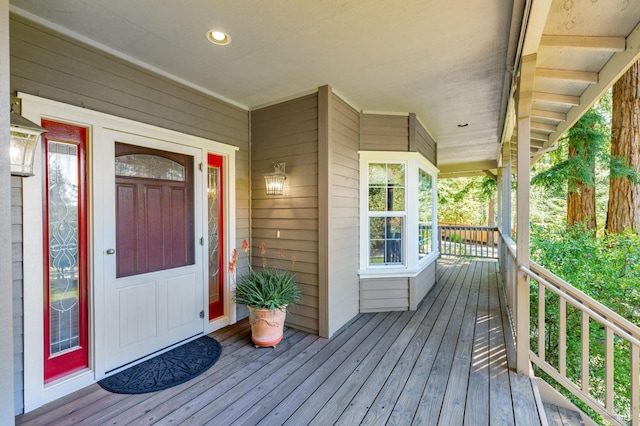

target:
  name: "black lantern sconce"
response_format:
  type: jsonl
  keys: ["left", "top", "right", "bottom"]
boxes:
{"left": 10, "top": 97, "right": 47, "bottom": 177}
{"left": 264, "top": 161, "right": 286, "bottom": 196}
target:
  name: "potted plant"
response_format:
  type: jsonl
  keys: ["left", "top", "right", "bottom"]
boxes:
{"left": 230, "top": 240, "right": 301, "bottom": 347}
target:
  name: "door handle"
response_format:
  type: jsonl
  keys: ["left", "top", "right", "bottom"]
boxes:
{"left": 106, "top": 249, "right": 116, "bottom": 255}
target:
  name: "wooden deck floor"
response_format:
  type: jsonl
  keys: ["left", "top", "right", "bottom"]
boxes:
{"left": 16, "top": 258, "right": 543, "bottom": 425}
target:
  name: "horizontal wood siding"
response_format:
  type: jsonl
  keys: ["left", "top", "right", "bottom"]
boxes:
{"left": 360, "top": 114, "right": 409, "bottom": 151}
{"left": 327, "top": 93, "right": 360, "bottom": 335}
{"left": 412, "top": 115, "right": 437, "bottom": 165}
{"left": 9, "top": 13, "right": 251, "bottom": 319}
{"left": 11, "top": 177, "right": 23, "bottom": 415}
{"left": 251, "top": 94, "right": 319, "bottom": 334}
{"left": 360, "top": 277, "right": 410, "bottom": 312}
{"left": 410, "top": 260, "right": 437, "bottom": 310}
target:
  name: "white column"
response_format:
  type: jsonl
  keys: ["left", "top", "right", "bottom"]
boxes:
{"left": 0, "top": 2, "right": 16, "bottom": 423}
{"left": 516, "top": 54, "right": 536, "bottom": 374}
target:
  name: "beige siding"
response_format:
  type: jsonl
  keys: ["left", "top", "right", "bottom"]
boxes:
{"left": 326, "top": 93, "right": 360, "bottom": 336}
{"left": 410, "top": 261, "right": 437, "bottom": 310}
{"left": 9, "top": 13, "right": 251, "bottom": 320}
{"left": 11, "top": 177, "right": 23, "bottom": 415}
{"left": 251, "top": 94, "right": 319, "bottom": 334}
{"left": 360, "top": 114, "right": 409, "bottom": 151}
{"left": 411, "top": 114, "right": 437, "bottom": 165}
{"left": 360, "top": 278, "right": 410, "bottom": 312}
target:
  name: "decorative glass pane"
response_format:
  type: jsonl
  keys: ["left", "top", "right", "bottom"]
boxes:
{"left": 208, "top": 166, "right": 221, "bottom": 306}
{"left": 115, "top": 154, "right": 185, "bottom": 181}
{"left": 48, "top": 141, "right": 80, "bottom": 356}
{"left": 369, "top": 217, "right": 403, "bottom": 265}
{"left": 418, "top": 168, "right": 433, "bottom": 258}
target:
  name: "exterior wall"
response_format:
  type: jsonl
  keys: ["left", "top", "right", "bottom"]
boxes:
{"left": 360, "top": 114, "right": 409, "bottom": 151}
{"left": 409, "top": 261, "right": 437, "bottom": 310}
{"left": 250, "top": 94, "right": 320, "bottom": 334}
{"left": 326, "top": 92, "right": 360, "bottom": 336}
{"left": 410, "top": 114, "right": 437, "bottom": 165}
{"left": 360, "top": 277, "right": 410, "bottom": 312}
{"left": 11, "top": 177, "right": 24, "bottom": 415}
{"left": 9, "top": 15, "right": 250, "bottom": 252}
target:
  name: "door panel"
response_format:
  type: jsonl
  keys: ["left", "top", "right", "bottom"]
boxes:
{"left": 115, "top": 143, "right": 195, "bottom": 277}
{"left": 102, "top": 133, "right": 203, "bottom": 373}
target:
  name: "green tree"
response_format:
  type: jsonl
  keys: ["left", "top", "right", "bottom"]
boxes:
{"left": 606, "top": 59, "right": 640, "bottom": 233}
{"left": 532, "top": 105, "right": 609, "bottom": 230}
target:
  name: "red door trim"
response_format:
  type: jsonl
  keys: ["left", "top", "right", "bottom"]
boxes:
{"left": 41, "top": 120, "right": 89, "bottom": 383}
{"left": 208, "top": 154, "right": 224, "bottom": 320}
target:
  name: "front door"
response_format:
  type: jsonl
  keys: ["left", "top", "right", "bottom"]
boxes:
{"left": 102, "top": 133, "right": 204, "bottom": 372}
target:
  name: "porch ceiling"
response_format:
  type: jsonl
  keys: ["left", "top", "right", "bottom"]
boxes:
{"left": 8, "top": 1, "right": 640, "bottom": 176}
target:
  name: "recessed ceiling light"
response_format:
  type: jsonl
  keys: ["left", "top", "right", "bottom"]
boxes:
{"left": 457, "top": 123, "right": 469, "bottom": 127}
{"left": 207, "top": 30, "right": 230, "bottom": 45}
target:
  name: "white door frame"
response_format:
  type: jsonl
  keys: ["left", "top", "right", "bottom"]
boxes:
{"left": 20, "top": 93, "right": 238, "bottom": 411}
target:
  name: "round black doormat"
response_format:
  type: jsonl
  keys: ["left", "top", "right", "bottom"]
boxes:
{"left": 98, "top": 336, "right": 222, "bottom": 394}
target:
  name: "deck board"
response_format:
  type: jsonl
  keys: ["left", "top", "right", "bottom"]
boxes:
{"left": 16, "top": 257, "right": 543, "bottom": 426}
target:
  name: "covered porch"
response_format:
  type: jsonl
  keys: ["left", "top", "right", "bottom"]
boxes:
{"left": 16, "top": 257, "right": 544, "bottom": 425}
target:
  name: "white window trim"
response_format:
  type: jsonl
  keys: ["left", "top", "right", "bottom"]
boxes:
{"left": 359, "top": 151, "right": 439, "bottom": 278}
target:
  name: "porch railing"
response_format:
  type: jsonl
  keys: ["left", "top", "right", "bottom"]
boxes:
{"left": 438, "top": 225, "right": 498, "bottom": 258}
{"left": 498, "top": 231, "right": 640, "bottom": 426}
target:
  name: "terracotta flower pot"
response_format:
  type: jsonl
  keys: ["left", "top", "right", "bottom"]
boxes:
{"left": 248, "top": 306, "right": 287, "bottom": 348}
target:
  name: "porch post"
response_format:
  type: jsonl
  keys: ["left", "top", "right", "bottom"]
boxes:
{"left": 515, "top": 53, "right": 536, "bottom": 374}
{"left": 0, "top": 2, "right": 16, "bottom": 423}
{"left": 501, "top": 144, "right": 512, "bottom": 237}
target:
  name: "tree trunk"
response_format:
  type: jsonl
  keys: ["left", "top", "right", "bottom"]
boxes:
{"left": 488, "top": 194, "right": 495, "bottom": 227}
{"left": 606, "top": 60, "right": 640, "bottom": 233}
{"left": 567, "top": 143, "right": 596, "bottom": 229}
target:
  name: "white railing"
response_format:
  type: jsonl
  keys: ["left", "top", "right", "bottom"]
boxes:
{"left": 498, "top": 230, "right": 518, "bottom": 334}
{"left": 521, "top": 263, "right": 640, "bottom": 426}
{"left": 497, "top": 230, "right": 639, "bottom": 425}
{"left": 438, "top": 225, "right": 498, "bottom": 258}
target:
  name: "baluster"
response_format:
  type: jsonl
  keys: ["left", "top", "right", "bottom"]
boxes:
{"left": 631, "top": 343, "right": 639, "bottom": 426}
{"left": 581, "top": 311, "right": 589, "bottom": 394}
{"left": 560, "top": 297, "right": 567, "bottom": 376}
{"left": 605, "top": 325, "right": 614, "bottom": 413}
{"left": 538, "top": 285, "right": 545, "bottom": 362}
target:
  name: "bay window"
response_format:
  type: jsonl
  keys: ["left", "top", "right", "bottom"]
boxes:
{"left": 360, "top": 152, "right": 438, "bottom": 275}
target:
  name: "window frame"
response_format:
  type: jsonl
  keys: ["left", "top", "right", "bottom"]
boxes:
{"left": 359, "top": 151, "right": 438, "bottom": 277}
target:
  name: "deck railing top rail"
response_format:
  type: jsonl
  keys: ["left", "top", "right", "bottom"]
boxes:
{"left": 438, "top": 225, "right": 498, "bottom": 259}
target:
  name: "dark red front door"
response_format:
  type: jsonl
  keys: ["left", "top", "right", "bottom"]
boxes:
{"left": 114, "top": 143, "right": 195, "bottom": 277}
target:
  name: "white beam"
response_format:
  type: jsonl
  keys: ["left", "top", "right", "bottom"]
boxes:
{"left": 531, "top": 121, "right": 557, "bottom": 132}
{"left": 533, "top": 92, "right": 580, "bottom": 106}
{"left": 532, "top": 109, "right": 567, "bottom": 122}
{"left": 536, "top": 68, "right": 598, "bottom": 84}
{"left": 522, "top": 0, "right": 553, "bottom": 55}
{"left": 540, "top": 35, "right": 626, "bottom": 52}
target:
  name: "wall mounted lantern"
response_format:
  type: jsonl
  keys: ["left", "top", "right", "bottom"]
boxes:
{"left": 10, "top": 97, "right": 47, "bottom": 177}
{"left": 264, "top": 161, "right": 286, "bottom": 196}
